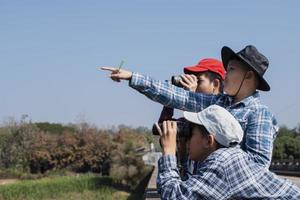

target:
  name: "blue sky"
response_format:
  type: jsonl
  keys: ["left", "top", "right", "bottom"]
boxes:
{"left": 0, "top": 0, "right": 300, "bottom": 128}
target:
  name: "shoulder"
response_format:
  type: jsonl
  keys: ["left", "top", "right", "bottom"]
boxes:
{"left": 244, "top": 95, "right": 277, "bottom": 123}
{"left": 247, "top": 103, "right": 278, "bottom": 127}
{"left": 246, "top": 93, "right": 273, "bottom": 116}
{"left": 203, "top": 147, "right": 246, "bottom": 166}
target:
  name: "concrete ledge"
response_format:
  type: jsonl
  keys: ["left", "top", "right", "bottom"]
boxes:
{"left": 144, "top": 166, "right": 160, "bottom": 199}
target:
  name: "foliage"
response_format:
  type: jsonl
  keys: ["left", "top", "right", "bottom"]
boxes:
{"left": 0, "top": 175, "right": 131, "bottom": 200}
{"left": 34, "top": 122, "right": 76, "bottom": 135}
{"left": 104, "top": 127, "right": 153, "bottom": 189}
{"left": 0, "top": 119, "right": 157, "bottom": 190}
{"left": 0, "top": 120, "right": 39, "bottom": 171}
{"left": 273, "top": 125, "right": 300, "bottom": 160}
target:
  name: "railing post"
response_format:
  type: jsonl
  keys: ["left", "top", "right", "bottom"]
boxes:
{"left": 143, "top": 151, "right": 162, "bottom": 199}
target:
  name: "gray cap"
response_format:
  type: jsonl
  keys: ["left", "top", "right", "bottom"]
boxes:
{"left": 183, "top": 105, "right": 243, "bottom": 147}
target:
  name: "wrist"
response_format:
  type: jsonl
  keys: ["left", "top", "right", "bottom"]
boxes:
{"left": 127, "top": 72, "right": 133, "bottom": 80}
{"left": 163, "top": 148, "right": 176, "bottom": 156}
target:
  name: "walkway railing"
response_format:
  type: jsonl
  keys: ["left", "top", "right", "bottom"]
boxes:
{"left": 270, "top": 159, "right": 300, "bottom": 177}
{"left": 143, "top": 151, "right": 162, "bottom": 200}
{"left": 144, "top": 166, "right": 160, "bottom": 199}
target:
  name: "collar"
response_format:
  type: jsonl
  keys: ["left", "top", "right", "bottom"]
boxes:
{"left": 227, "top": 91, "right": 260, "bottom": 107}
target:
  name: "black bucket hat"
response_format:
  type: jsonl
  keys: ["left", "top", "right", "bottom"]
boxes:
{"left": 221, "top": 45, "right": 270, "bottom": 91}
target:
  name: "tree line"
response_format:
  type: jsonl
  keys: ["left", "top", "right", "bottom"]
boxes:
{"left": 0, "top": 119, "right": 158, "bottom": 189}
{"left": 0, "top": 117, "right": 299, "bottom": 184}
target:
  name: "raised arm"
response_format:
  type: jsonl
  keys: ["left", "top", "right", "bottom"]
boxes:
{"left": 157, "top": 154, "right": 229, "bottom": 200}
{"left": 152, "top": 120, "right": 229, "bottom": 200}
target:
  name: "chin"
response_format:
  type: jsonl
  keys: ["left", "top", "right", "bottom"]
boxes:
{"left": 189, "top": 155, "right": 198, "bottom": 161}
{"left": 188, "top": 153, "right": 195, "bottom": 161}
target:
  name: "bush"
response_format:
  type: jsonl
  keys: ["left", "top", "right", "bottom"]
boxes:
{"left": 0, "top": 119, "right": 39, "bottom": 172}
{"left": 273, "top": 126, "right": 300, "bottom": 160}
{"left": 110, "top": 133, "right": 149, "bottom": 190}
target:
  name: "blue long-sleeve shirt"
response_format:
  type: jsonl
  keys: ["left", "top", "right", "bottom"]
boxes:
{"left": 129, "top": 72, "right": 278, "bottom": 167}
{"left": 157, "top": 147, "right": 300, "bottom": 200}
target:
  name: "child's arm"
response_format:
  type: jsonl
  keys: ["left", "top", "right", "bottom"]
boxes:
{"left": 156, "top": 121, "right": 229, "bottom": 200}
{"left": 157, "top": 154, "right": 229, "bottom": 200}
{"left": 129, "top": 72, "right": 217, "bottom": 111}
{"left": 244, "top": 106, "right": 278, "bottom": 167}
{"left": 101, "top": 67, "right": 218, "bottom": 112}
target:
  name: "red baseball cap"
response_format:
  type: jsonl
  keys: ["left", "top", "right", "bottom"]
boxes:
{"left": 183, "top": 58, "right": 225, "bottom": 80}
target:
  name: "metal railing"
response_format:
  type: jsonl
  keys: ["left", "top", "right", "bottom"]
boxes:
{"left": 270, "top": 159, "right": 300, "bottom": 176}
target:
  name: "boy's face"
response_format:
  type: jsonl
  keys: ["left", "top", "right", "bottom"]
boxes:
{"left": 188, "top": 126, "right": 212, "bottom": 162}
{"left": 195, "top": 73, "right": 216, "bottom": 94}
{"left": 223, "top": 59, "right": 249, "bottom": 96}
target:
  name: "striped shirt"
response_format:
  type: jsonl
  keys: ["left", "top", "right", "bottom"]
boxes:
{"left": 157, "top": 147, "right": 300, "bottom": 200}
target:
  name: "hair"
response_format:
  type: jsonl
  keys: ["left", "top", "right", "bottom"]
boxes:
{"left": 189, "top": 123, "right": 225, "bottom": 149}
{"left": 200, "top": 71, "right": 224, "bottom": 93}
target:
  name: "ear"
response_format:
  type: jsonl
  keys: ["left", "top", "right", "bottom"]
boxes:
{"left": 212, "top": 79, "right": 221, "bottom": 93}
{"left": 212, "top": 79, "right": 220, "bottom": 88}
{"left": 245, "top": 71, "right": 255, "bottom": 80}
{"left": 206, "top": 135, "right": 215, "bottom": 147}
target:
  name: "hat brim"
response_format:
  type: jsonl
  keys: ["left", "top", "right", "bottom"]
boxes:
{"left": 221, "top": 46, "right": 270, "bottom": 91}
{"left": 183, "top": 66, "right": 209, "bottom": 74}
{"left": 183, "top": 111, "right": 204, "bottom": 126}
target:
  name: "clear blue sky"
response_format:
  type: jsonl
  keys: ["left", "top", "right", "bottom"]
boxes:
{"left": 1, "top": 0, "right": 300, "bottom": 128}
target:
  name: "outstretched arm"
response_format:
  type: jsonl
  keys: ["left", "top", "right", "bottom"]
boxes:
{"left": 100, "top": 67, "right": 218, "bottom": 112}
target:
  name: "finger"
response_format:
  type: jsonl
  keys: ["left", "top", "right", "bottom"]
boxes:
{"left": 180, "top": 75, "right": 193, "bottom": 85}
{"left": 167, "top": 121, "right": 174, "bottom": 136}
{"left": 169, "top": 121, "right": 176, "bottom": 135}
{"left": 110, "top": 75, "right": 121, "bottom": 82}
{"left": 186, "top": 74, "right": 194, "bottom": 82}
{"left": 159, "top": 138, "right": 163, "bottom": 148}
{"left": 110, "top": 74, "right": 121, "bottom": 78}
{"left": 183, "top": 75, "right": 195, "bottom": 83}
{"left": 190, "top": 74, "right": 198, "bottom": 82}
{"left": 162, "top": 121, "right": 167, "bottom": 136}
{"left": 111, "top": 77, "right": 121, "bottom": 82}
{"left": 179, "top": 79, "right": 191, "bottom": 88}
{"left": 155, "top": 123, "right": 163, "bottom": 136}
{"left": 166, "top": 121, "right": 170, "bottom": 134}
{"left": 172, "top": 121, "right": 177, "bottom": 130}
{"left": 100, "top": 67, "right": 119, "bottom": 72}
{"left": 168, "top": 120, "right": 173, "bottom": 131}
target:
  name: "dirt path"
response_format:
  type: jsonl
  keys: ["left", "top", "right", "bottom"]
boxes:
{"left": 0, "top": 179, "right": 18, "bottom": 185}
{"left": 279, "top": 176, "right": 300, "bottom": 187}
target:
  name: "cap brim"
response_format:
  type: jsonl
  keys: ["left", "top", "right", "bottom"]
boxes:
{"left": 183, "top": 111, "right": 204, "bottom": 125}
{"left": 183, "top": 66, "right": 209, "bottom": 74}
{"left": 221, "top": 46, "right": 270, "bottom": 91}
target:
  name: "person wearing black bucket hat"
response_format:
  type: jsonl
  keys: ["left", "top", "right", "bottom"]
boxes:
{"left": 219, "top": 45, "right": 272, "bottom": 104}
{"left": 100, "top": 45, "right": 278, "bottom": 168}
{"left": 222, "top": 45, "right": 270, "bottom": 92}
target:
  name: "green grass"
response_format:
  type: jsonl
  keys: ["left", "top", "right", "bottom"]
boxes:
{"left": 0, "top": 175, "right": 131, "bottom": 200}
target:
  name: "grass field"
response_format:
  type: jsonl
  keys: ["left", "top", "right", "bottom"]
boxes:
{"left": 0, "top": 174, "right": 146, "bottom": 200}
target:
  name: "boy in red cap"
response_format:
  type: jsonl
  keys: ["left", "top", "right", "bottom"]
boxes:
{"left": 157, "top": 58, "right": 225, "bottom": 179}
{"left": 182, "top": 58, "right": 225, "bottom": 93}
